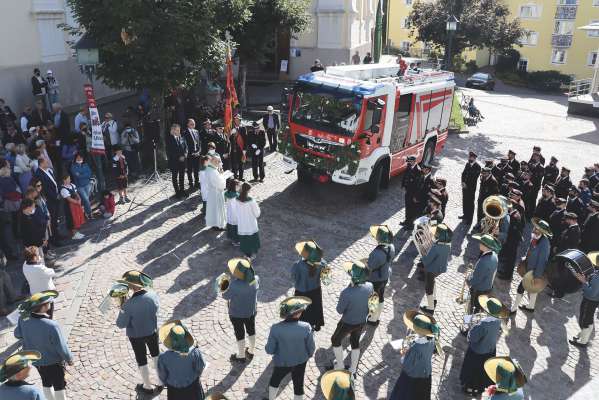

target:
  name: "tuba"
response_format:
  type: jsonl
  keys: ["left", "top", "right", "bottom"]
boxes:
{"left": 98, "top": 282, "right": 130, "bottom": 314}
{"left": 413, "top": 216, "right": 435, "bottom": 257}
{"left": 480, "top": 196, "right": 508, "bottom": 236}
{"left": 214, "top": 273, "right": 231, "bottom": 295}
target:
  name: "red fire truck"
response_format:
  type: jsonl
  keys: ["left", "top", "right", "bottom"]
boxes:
{"left": 280, "top": 62, "right": 455, "bottom": 200}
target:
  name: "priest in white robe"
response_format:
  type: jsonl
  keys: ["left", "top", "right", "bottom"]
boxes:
{"left": 204, "top": 155, "right": 227, "bottom": 229}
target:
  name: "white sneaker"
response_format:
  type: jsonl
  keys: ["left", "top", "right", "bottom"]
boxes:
{"left": 72, "top": 232, "right": 85, "bottom": 240}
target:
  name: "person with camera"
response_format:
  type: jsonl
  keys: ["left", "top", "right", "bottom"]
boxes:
{"left": 120, "top": 122, "right": 141, "bottom": 179}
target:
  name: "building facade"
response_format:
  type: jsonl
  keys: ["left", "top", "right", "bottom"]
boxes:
{"left": 388, "top": 0, "right": 599, "bottom": 80}
{"left": 0, "top": 0, "right": 120, "bottom": 112}
{"left": 287, "top": 0, "right": 376, "bottom": 78}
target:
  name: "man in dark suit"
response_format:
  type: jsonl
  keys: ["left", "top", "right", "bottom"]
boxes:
{"left": 262, "top": 106, "right": 280, "bottom": 152}
{"left": 246, "top": 122, "right": 266, "bottom": 182}
{"left": 543, "top": 156, "right": 559, "bottom": 187}
{"left": 553, "top": 166, "right": 572, "bottom": 199}
{"left": 199, "top": 119, "right": 219, "bottom": 156}
{"left": 35, "top": 156, "right": 61, "bottom": 244}
{"left": 29, "top": 99, "right": 51, "bottom": 128}
{"left": 460, "top": 151, "right": 481, "bottom": 223}
{"left": 401, "top": 155, "right": 422, "bottom": 229}
{"left": 183, "top": 119, "right": 201, "bottom": 190}
{"left": 31, "top": 68, "right": 48, "bottom": 109}
{"left": 492, "top": 158, "right": 512, "bottom": 184}
{"left": 507, "top": 150, "right": 519, "bottom": 175}
{"left": 529, "top": 145, "right": 545, "bottom": 166}
{"left": 165, "top": 124, "right": 188, "bottom": 199}
{"left": 230, "top": 114, "right": 247, "bottom": 181}
{"left": 476, "top": 167, "right": 500, "bottom": 223}
{"left": 420, "top": 163, "right": 435, "bottom": 210}
{"left": 554, "top": 212, "right": 581, "bottom": 255}
{"left": 549, "top": 197, "right": 567, "bottom": 251}
{"left": 567, "top": 186, "right": 587, "bottom": 225}
{"left": 51, "top": 103, "right": 70, "bottom": 142}
{"left": 535, "top": 185, "right": 556, "bottom": 222}
{"left": 580, "top": 200, "right": 599, "bottom": 252}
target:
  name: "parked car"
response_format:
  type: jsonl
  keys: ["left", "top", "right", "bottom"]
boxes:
{"left": 465, "top": 73, "right": 495, "bottom": 90}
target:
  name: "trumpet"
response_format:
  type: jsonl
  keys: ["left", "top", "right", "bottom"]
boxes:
{"left": 456, "top": 263, "right": 474, "bottom": 304}
{"left": 368, "top": 292, "right": 380, "bottom": 315}
{"left": 399, "top": 329, "right": 418, "bottom": 355}
{"left": 320, "top": 260, "right": 332, "bottom": 286}
{"left": 462, "top": 312, "right": 485, "bottom": 332}
{"left": 480, "top": 195, "right": 508, "bottom": 236}
{"left": 214, "top": 273, "right": 231, "bottom": 294}
{"left": 98, "top": 282, "right": 129, "bottom": 314}
{"left": 413, "top": 216, "right": 435, "bottom": 257}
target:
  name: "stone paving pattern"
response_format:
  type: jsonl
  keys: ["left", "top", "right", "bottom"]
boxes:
{"left": 2, "top": 86, "right": 599, "bottom": 399}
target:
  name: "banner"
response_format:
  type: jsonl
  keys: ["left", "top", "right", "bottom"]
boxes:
{"left": 83, "top": 84, "right": 106, "bottom": 155}
{"left": 224, "top": 47, "right": 239, "bottom": 134}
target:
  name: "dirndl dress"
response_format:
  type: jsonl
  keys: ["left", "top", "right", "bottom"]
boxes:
{"left": 459, "top": 347, "right": 496, "bottom": 393}
{"left": 294, "top": 286, "right": 325, "bottom": 329}
{"left": 389, "top": 371, "right": 431, "bottom": 400}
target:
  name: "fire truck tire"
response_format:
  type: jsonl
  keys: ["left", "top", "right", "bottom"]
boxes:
{"left": 297, "top": 165, "right": 311, "bottom": 183}
{"left": 366, "top": 163, "right": 383, "bottom": 201}
{"left": 423, "top": 141, "right": 435, "bottom": 165}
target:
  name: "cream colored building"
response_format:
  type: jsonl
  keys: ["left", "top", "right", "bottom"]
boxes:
{"left": 288, "top": 0, "right": 377, "bottom": 78}
{"left": 388, "top": 0, "right": 599, "bottom": 80}
{"left": 0, "top": 0, "right": 119, "bottom": 111}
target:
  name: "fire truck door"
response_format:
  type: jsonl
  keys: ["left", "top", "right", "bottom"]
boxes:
{"left": 390, "top": 93, "right": 413, "bottom": 153}
{"left": 361, "top": 96, "right": 387, "bottom": 154}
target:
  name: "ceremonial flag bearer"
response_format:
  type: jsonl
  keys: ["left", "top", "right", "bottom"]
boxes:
{"left": 331, "top": 261, "right": 374, "bottom": 375}
{"left": 265, "top": 296, "right": 315, "bottom": 400}
{"left": 389, "top": 310, "right": 440, "bottom": 400}
{"left": 0, "top": 351, "right": 45, "bottom": 400}
{"left": 14, "top": 290, "right": 72, "bottom": 400}
{"left": 460, "top": 296, "right": 509, "bottom": 396}
{"left": 157, "top": 320, "right": 206, "bottom": 399}
{"left": 115, "top": 270, "right": 162, "bottom": 394}
{"left": 366, "top": 225, "right": 395, "bottom": 325}
{"left": 221, "top": 258, "right": 259, "bottom": 362}
{"left": 291, "top": 241, "right": 326, "bottom": 331}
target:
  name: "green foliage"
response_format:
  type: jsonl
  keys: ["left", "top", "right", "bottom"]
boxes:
{"left": 495, "top": 49, "right": 521, "bottom": 73}
{"left": 278, "top": 129, "right": 362, "bottom": 176}
{"left": 231, "top": 0, "right": 312, "bottom": 65}
{"left": 65, "top": 0, "right": 253, "bottom": 94}
{"left": 526, "top": 71, "right": 572, "bottom": 92}
{"left": 409, "top": 0, "right": 523, "bottom": 56}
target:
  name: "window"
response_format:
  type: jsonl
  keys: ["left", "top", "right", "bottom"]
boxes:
{"left": 401, "top": 18, "right": 410, "bottom": 29}
{"left": 588, "top": 20, "right": 599, "bottom": 37}
{"left": 405, "top": 0, "right": 413, "bottom": 5}
{"left": 557, "top": 0, "right": 577, "bottom": 4}
{"left": 551, "top": 49, "right": 567, "bottom": 64}
{"left": 364, "top": 97, "right": 385, "bottom": 133}
{"left": 517, "top": 59, "right": 529, "bottom": 72}
{"left": 554, "top": 20, "right": 574, "bottom": 35}
{"left": 588, "top": 52, "right": 598, "bottom": 66}
{"left": 519, "top": 4, "right": 540, "bottom": 18}
{"left": 594, "top": 0, "right": 599, "bottom": 6}
{"left": 390, "top": 94, "right": 413, "bottom": 152}
{"left": 520, "top": 31, "right": 538, "bottom": 45}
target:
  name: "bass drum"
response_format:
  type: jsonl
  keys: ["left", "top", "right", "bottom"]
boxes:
{"left": 545, "top": 249, "right": 594, "bottom": 295}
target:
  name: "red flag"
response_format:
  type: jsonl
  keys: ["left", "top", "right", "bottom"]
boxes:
{"left": 224, "top": 48, "right": 239, "bottom": 133}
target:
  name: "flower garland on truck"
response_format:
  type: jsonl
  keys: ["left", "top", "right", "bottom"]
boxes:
{"left": 278, "top": 127, "right": 362, "bottom": 176}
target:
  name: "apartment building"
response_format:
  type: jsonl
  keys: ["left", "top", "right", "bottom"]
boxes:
{"left": 388, "top": 0, "right": 599, "bottom": 79}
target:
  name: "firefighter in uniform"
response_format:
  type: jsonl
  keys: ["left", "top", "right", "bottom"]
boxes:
{"left": 460, "top": 151, "right": 481, "bottom": 223}
{"left": 401, "top": 156, "right": 423, "bottom": 229}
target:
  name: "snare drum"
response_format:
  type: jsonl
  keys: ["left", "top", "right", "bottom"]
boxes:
{"left": 545, "top": 249, "right": 594, "bottom": 295}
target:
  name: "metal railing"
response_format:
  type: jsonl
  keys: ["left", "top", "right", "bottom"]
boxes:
{"left": 555, "top": 5, "right": 578, "bottom": 19}
{"left": 568, "top": 78, "right": 592, "bottom": 98}
{"left": 552, "top": 34, "right": 573, "bottom": 48}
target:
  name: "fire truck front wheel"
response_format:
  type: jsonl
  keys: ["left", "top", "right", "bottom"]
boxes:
{"left": 365, "top": 163, "right": 383, "bottom": 201}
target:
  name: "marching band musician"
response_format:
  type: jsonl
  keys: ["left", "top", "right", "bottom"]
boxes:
{"left": 460, "top": 151, "right": 481, "bottom": 224}
{"left": 389, "top": 310, "right": 440, "bottom": 400}
{"left": 510, "top": 219, "right": 551, "bottom": 314}
{"left": 467, "top": 235, "right": 501, "bottom": 317}
{"left": 476, "top": 167, "right": 500, "bottom": 225}
{"left": 569, "top": 252, "right": 599, "bottom": 348}
{"left": 331, "top": 261, "right": 374, "bottom": 376}
{"left": 366, "top": 225, "right": 396, "bottom": 326}
{"left": 419, "top": 224, "right": 452, "bottom": 314}
{"left": 291, "top": 241, "right": 326, "bottom": 331}
{"left": 496, "top": 193, "right": 524, "bottom": 281}
{"left": 482, "top": 357, "right": 527, "bottom": 400}
{"left": 460, "top": 295, "right": 509, "bottom": 396}
{"left": 14, "top": 291, "right": 73, "bottom": 400}
{"left": 0, "top": 351, "right": 45, "bottom": 399}
{"left": 115, "top": 270, "right": 162, "bottom": 395}
{"left": 222, "top": 258, "right": 259, "bottom": 362}
{"left": 157, "top": 320, "right": 206, "bottom": 399}
{"left": 265, "top": 296, "right": 315, "bottom": 400}
{"left": 320, "top": 370, "right": 355, "bottom": 400}
{"left": 401, "top": 155, "right": 422, "bottom": 229}
{"left": 425, "top": 195, "right": 444, "bottom": 224}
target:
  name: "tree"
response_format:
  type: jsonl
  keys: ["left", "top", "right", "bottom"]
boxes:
{"left": 231, "top": 0, "right": 312, "bottom": 108}
{"left": 65, "top": 0, "right": 252, "bottom": 128}
{"left": 409, "top": 0, "right": 523, "bottom": 59}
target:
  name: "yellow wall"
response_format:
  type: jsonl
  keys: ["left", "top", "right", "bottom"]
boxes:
{"left": 388, "top": 0, "right": 599, "bottom": 79}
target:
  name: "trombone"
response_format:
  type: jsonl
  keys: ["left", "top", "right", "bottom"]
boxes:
{"left": 456, "top": 263, "right": 474, "bottom": 304}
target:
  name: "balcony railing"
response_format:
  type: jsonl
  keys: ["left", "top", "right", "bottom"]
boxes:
{"left": 555, "top": 5, "right": 578, "bottom": 19}
{"left": 552, "top": 34, "right": 573, "bottom": 47}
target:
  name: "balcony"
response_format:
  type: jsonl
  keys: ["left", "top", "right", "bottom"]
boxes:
{"left": 552, "top": 34, "right": 573, "bottom": 48}
{"left": 555, "top": 5, "right": 578, "bottom": 19}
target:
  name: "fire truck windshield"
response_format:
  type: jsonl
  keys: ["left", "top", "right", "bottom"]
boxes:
{"left": 290, "top": 86, "right": 361, "bottom": 137}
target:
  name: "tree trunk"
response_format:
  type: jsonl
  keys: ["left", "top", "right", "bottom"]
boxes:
{"left": 240, "top": 61, "right": 248, "bottom": 110}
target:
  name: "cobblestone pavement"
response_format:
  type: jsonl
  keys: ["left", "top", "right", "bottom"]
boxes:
{"left": 2, "top": 86, "right": 599, "bottom": 399}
